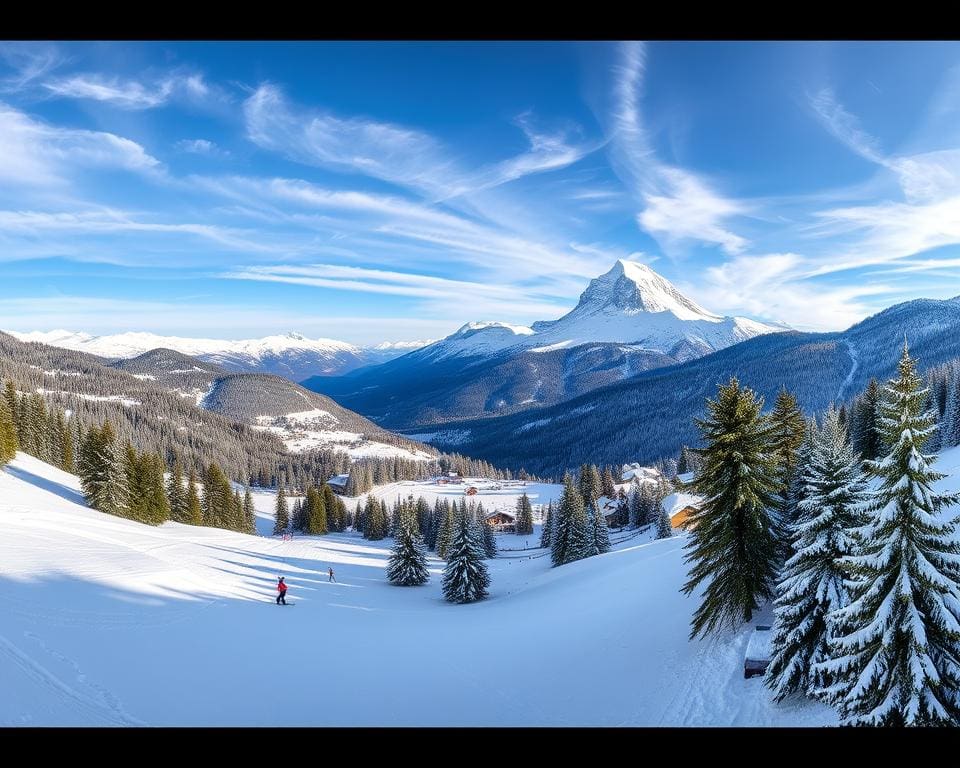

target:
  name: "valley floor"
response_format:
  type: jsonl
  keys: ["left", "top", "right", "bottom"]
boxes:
{"left": 0, "top": 452, "right": 840, "bottom": 726}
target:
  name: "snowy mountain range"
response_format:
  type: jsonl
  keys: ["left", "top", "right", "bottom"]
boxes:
{"left": 415, "top": 260, "right": 784, "bottom": 362}
{"left": 6, "top": 330, "right": 433, "bottom": 380}
{"left": 307, "top": 260, "right": 785, "bottom": 427}
{"left": 421, "top": 295, "right": 960, "bottom": 476}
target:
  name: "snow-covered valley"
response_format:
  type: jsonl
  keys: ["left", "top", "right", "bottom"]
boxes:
{"left": 0, "top": 452, "right": 844, "bottom": 726}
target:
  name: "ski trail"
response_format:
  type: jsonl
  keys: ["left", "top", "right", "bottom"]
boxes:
{"left": 0, "top": 631, "right": 146, "bottom": 726}
{"left": 836, "top": 339, "right": 859, "bottom": 403}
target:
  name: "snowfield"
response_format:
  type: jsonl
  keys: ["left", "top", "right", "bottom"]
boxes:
{"left": 0, "top": 451, "right": 859, "bottom": 726}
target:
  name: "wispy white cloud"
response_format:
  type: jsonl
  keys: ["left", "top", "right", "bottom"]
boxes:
{"left": 223, "top": 262, "right": 573, "bottom": 323}
{"left": 607, "top": 42, "right": 748, "bottom": 255}
{"left": 691, "top": 252, "right": 893, "bottom": 331}
{"left": 0, "top": 102, "right": 161, "bottom": 187}
{"left": 805, "top": 89, "right": 960, "bottom": 276}
{"left": 243, "top": 84, "right": 594, "bottom": 201}
{"left": 0, "top": 43, "right": 64, "bottom": 92}
{"left": 0, "top": 208, "right": 284, "bottom": 261}
{"left": 42, "top": 72, "right": 213, "bottom": 110}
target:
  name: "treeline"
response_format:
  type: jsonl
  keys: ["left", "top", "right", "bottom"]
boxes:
{"left": 341, "top": 452, "right": 543, "bottom": 496}
{"left": 682, "top": 342, "right": 960, "bottom": 726}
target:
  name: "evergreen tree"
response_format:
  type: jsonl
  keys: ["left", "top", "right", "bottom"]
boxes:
{"left": 852, "top": 378, "right": 883, "bottom": 461}
{"left": 817, "top": 344, "right": 960, "bottom": 726}
{"left": 765, "top": 407, "right": 867, "bottom": 702}
{"left": 435, "top": 500, "right": 455, "bottom": 557}
{"left": 167, "top": 458, "right": 188, "bottom": 523}
{"left": 186, "top": 470, "right": 202, "bottom": 525}
{"left": 601, "top": 467, "right": 617, "bottom": 500}
{"left": 138, "top": 452, "right": 170, "bottom": 525}
{"left": 628, "top": 483, "right": 643, "bottom": 527}
{"left": 79, "top": 422, "right": 128, "bottom": 517}
{"left": 769, "top": 388, "right": 806, "bottom": 527}
{"left": 322, "top": 484, "right": 341, "bottom": 531}
{"left": 551, "top": 474, "right": 590, "bottom": 567}
{"left": 539, "top": 501, "right": 553, "bottom": 548}
{"left": 612, "top": 489, "right": 628, "bottom": 529}
{"left": 515, "top": 493, "right": 534, "bottom": 535}
{"left": 291, "top": 498, "right": 305, "bottom": 532}
{"left": 682, "top": 378, "right": 781, "bottom": 638}
{"left": 655, "top": 497, "right": 673, "bottom": 539}
{"left": 387, "top": 506, "right": 430, "bottom": 586}
{"left": 441, "top": 503, "right": 490, "bottom": 603}
{"left": 943, "top": 374, "right": 960, "bottom": 449}
{"left": 588, "top": 498, "right": 611, "bottom": 555}
{"left": 415, "top": 496, "right": 430, "bottom": 537}
{"left": 477, "top": 503, "right": 497, "bottom": 558}
{"left": 0, "top": 388, "right": 17, "bottom": 466}
{"left": 202, "top": 463, "right": 232, "bottom": 528}
{"left": 578, "top": 464, "right": 603, "bottom": 504}
{"left": 305, "top": 486, "right": 328, "bottom": 535}
{"left": 273, "top": 486, "right": 289, "bottom": 534}
{"left": 243, "top": 486, "right": 256, "bottom": 534}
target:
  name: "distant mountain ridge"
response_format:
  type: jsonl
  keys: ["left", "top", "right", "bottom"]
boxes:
{"left": 306, "top": 260, "right": 784, "bottom": 427}
{"left": 6, "top": 329, "right": 433, "bottom": 380}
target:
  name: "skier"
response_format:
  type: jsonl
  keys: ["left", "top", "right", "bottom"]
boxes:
{"left": 328, "top": 567, "right": 336, "bottom": 583}
{"left": 276, "top": 576, "right": 288, "bottom": 605}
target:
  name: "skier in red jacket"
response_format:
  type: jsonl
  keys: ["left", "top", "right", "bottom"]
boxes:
{"left": 276, "top": 576, "right": 288, "bottom": 605}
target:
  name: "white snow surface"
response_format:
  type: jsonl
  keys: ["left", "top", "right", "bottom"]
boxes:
{"left": 252, "top": 409, "right": 434, "bottom": 461}
{"left": 413, "top": 260, "right": 785, "bottom": 361}
{"left": 0, "top": 452, "right": 852, "bottom": 726}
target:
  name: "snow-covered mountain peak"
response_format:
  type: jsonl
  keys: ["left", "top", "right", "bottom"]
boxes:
{"left": 570, "top": 259, "right": 720, "bottom": 322}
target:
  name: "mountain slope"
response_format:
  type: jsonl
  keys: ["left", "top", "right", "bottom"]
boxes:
{"left": 0, "top": 450, "right": 836, "bottom": 726}
{"left": 0, "top": 332, "right": 435, "bottom": 476}
{"left": 306, "top": 260, "right": 782, "bottom": 428}
{"left": 422, "top": 296, "right": 960, "bottom": 476}
{"left": 7, "top": 329, "right": 430, "bottom": 379}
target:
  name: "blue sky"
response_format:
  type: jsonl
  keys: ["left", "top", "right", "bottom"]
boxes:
{"left": 2, "top": 41, "right": 960, "bottom": 344}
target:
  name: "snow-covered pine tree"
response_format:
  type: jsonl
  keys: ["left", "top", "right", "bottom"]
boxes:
{"left": 515, "top": 493, "right": 534, "bottom": 535}
{"left": 441, "top": 502, "right": 490, "bottom": 603}
{"left": 273, "top": 485, "right": 289, "bottom": 534}
{"left": 552, "top": 474, "right": 591, "bottom": 566}
{"left": 387, "top": 504, "right": 430, "bottom": 586}
{"left": 540, "top": 501, "right": 553, "bottom": 548}
{"left": 682, "top": 377, "right": 781, "bottom": 638}
{"left": 765, "top": 406, "right": 867, "bottom": 702}
{"left": 589, "top": 498, "right": 611, "bottom": 554}
{"left": 816, "top": 343, "right": 960, "bottom": 726}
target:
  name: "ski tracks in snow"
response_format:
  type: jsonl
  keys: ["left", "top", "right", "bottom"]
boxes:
{"left": 0, "top": 630, "right": 145, "bottom": 726}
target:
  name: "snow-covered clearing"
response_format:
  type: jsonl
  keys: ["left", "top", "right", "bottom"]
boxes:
{"left": 340, "top": 478, "right": 563, "bottom": 517}
{"left": 0, "top": 451, "right": 859, "bottom": 726}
